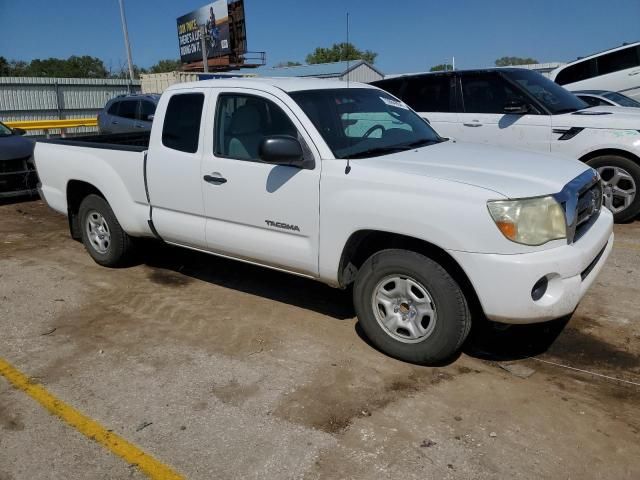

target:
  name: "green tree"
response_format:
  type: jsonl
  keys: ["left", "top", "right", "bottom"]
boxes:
{"left": 109, "top": 61, "right": 148, "bottom": 79}
{"left": 26, "top": 56, "right": 108, "bottom": 78}
{"left": 274, "top": 61, "right": 302, "bottom": 68}
{"left": 148, "top": 59, "right": 182, "bottom": 74}
{"left": 0, "top": 57, "right": 10, "bottom": 76}
{"left": 494, "top": 56, "right": 539, "bottom": 67}
{"left": 8, "top": 60, "right": 29, "bottom": 76}
{"left": 305, "top": 42, "right": 377, "bottom": 65}
{"left": 430, "top": 63, "right": 453, "bottom": 72}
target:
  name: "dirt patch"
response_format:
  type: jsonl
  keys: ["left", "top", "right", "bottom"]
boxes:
{"left": 0, "top": 405, "right": 25, "bottom": 432}
{"left": 274, "top": 366, "right": 473, "bottom": 434}
{"left": 212, "top": 379, "right": 260, "bottom": 406}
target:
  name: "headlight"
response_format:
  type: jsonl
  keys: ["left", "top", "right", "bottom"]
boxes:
{"left": 487, "top": 196, "right": 566, "bottom": 246}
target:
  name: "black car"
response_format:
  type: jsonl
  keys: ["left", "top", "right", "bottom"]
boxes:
{"left": 0, "top": 121, "right": 38, "bottom": 198}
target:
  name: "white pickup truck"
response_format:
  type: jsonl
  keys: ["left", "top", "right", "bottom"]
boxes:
{"left": 35, "top": 78, "right": 614, "bottom": 365}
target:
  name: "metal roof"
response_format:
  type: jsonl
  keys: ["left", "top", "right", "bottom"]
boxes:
{"left": 228, "top": 60, "right": 383, "bottom": 78}
{"left": 168, "top": 76, "right": 376, "bottom": 93}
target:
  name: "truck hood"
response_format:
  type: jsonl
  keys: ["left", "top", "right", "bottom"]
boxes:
{"left": 553, "top": 106, "right": 640, "bottom": 130}
{"left": 359, "top": 141, "right": 590, "bottom": 198}
{"left": 0, "top": 134, "right": 34, "bottom": 161}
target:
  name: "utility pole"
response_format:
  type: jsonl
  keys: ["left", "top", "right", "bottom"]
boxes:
{"left": 200, "top": 25, "right": 209, "bottom": 73}
{"left": 452, "top": 56, "right": 456, "bottom": 71}
{"left": 118, "top": 0, "right": 135, "bottom": 84}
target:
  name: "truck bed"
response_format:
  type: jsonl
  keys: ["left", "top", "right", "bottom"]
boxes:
{"left": 38, "top": 131, "right": 150, "bottom": 152}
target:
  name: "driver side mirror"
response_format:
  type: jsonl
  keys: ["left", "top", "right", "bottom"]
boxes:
{"left": 146, "top": 114, "right": 155, "bottom": 121}
{"left": 12, "top": 128, "right": 26, "bottom": 136}
{"left": 259, "top": 135, "right": 310, "bottom": 169}
{"left": 503, "top": 100, "right": 529, "bottom": 114}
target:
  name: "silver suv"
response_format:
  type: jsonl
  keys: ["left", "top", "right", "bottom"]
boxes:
{"left": 98, "top": 94, "right": 160, "bottom": 134}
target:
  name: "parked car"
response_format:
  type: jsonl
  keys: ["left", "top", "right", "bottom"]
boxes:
{"left": 35, "top": 78, "right": 613, "bottom": 365}
{"left": 549, "top": 42, "right": 640, "bottom": 102}
{"left": 372, "top": 68, "right": 640, "bottom": 222}
{"left": 0, "top": 121, "right": 37, "bottom": 198}
{"left": 97, "top": 94, "right": 160, "bottom": 134}
{"left": 573, "top": 90, "right": 640, "bottom": 108}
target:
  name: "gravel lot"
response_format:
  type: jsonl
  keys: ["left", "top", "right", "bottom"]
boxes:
{"left": 1, "top": 199, "right": 639, "bottom": 480}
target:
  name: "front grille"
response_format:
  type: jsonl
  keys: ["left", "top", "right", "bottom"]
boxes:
{"left": 554, "top": 170, "right": 602, "bottom": 244}
{"left": 574, "top": 181, "right": 603, "bottom": 241}
{"left": 0, "top": 156, "right": 38, "bottom": 196}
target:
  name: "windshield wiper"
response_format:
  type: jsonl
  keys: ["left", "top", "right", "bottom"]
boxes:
{"left": 343, "top": 145, "right": 409, "bottom": 159}
{"left": 401, "top": 138, "right": 441, "bottom": 148}
{"left": 343, "top": 138, "right": 441, "bottom": 159}
{"left": 553, "top": 108, "right": 580, "bottom": 114}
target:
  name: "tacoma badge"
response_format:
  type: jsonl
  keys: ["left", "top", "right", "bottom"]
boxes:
{"left": 265, "top": 220, "right": 301, "bottom": 232}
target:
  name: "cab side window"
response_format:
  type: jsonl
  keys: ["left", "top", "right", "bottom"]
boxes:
{"left": 117, "top": 100, "right": 138, "bottom": 120}
{"left": 215, "top": 94, "right": 298, "bottom": 161}
{"left": 107, "top": 101, "right": 120, "bottom": 116}
{"left": 139, "top": 100, "right": 156, "bottom": 121}
{"left": 403, "top": 75, "right": 452, "bottom": 112}
{"left": 460, "top": 73, "right": 529, "bottom": 114}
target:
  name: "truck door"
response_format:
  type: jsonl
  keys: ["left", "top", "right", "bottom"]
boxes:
{"left": 456, "top": 72, "right": 551, "bottom": 152}
{"left": 200, "top": 89, "right": 321, "bottom": 277}
{"left": 146, "top": 89, "right": 208, "bottom": 249}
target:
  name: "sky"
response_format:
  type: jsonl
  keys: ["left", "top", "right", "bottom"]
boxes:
{"left": 1, "top": 0, "right": 639, "bottom": 75}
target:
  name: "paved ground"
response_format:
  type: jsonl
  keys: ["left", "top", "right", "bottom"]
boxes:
{"left": 1, "top": 199, "right": 639, "bottom": 480}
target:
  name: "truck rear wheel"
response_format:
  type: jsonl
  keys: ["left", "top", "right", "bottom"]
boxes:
{"left": 78, "top": 194, "right": 134, "bottom": 267}
{"left": 586, "top": 155, "right": 640, "bottom": 223}
{"left": 353, "top": 249, "right": 471, "bottom": 365}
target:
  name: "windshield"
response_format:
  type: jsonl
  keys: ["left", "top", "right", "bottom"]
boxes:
{"left": 603, "top": 91, "right": 640, "bottom": 108}
{"left": 504, "top": 69, "right": 589, "bottom": 114}
{"left": 0, "top": 122, "right": 13, "bottom": 137}
{"left": 290, "top": 88, "right": 442, "bottom": 159}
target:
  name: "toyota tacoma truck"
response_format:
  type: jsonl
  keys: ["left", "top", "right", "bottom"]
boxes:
{"left": 34, "top": 78, "right": 614, "bottom": 365}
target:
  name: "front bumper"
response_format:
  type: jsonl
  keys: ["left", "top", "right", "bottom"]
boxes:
{"left": 449, "top": 208, "right": 614, "bottom": 324}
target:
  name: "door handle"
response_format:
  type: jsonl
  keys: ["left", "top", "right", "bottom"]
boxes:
{"left": 628, "top": 70, "right": 640, "bottom": 76}
{"left": 463, "top": 123, "right": 482, "bottom": 127}
{"left": 111, "top": 121, "right": 119, "bottom": 125}
{"left": 203, "top": 174, "right": 227, "bottom": 185}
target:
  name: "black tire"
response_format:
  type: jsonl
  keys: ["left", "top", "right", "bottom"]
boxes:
{"left": 353, "top": 249, "right": 471, "bottom": 365}
{"left": 585, "top": 155, "right": 640, "bottom": 223}
{"left": 78, "top": 194, "right": 134, "bottom": 267}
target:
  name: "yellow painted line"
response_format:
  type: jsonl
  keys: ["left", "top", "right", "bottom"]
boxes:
{"left": 0, "top": 357, "right": 184, "bottom": 480}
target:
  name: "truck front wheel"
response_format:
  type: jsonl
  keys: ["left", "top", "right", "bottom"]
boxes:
{"left": 353, "top": 249, "right": 471, "bottom": 365}
{"left": 78, "top": 194, "right": 134, "bottom": 267}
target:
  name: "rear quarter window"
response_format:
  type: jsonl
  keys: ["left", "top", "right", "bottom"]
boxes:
{"left": 162, "top": 93, "right": 204, "bottom": 154}
{"left": 556, "top": 59, "right": 597, "bottom": 85}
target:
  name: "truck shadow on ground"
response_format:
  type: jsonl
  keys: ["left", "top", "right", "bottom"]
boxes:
{"left": 140, "top": 241, "right": 355, "bottom": 320}
{"left": 462, "top": 317, "right": 571, "bottom": 362}
{"left": 141, "top": 241, "right": 581, "bottom": 366}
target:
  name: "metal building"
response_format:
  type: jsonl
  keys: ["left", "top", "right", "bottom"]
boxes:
{"left": 0, "top": 77, "right": 141, "bottom": 134}
{"left": 140, "top": 60, "right": 385, "bottom": 93}
{"left": 249, "top": 60, "right": 385, "bottom": 83}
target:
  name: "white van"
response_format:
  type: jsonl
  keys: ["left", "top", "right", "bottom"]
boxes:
{"left": 550, "top": 42, "right": 640, "bottom": 102}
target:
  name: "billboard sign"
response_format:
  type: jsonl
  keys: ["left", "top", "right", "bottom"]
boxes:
{"left": 177, "top": 1, "right": 231, "bottom": 63}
